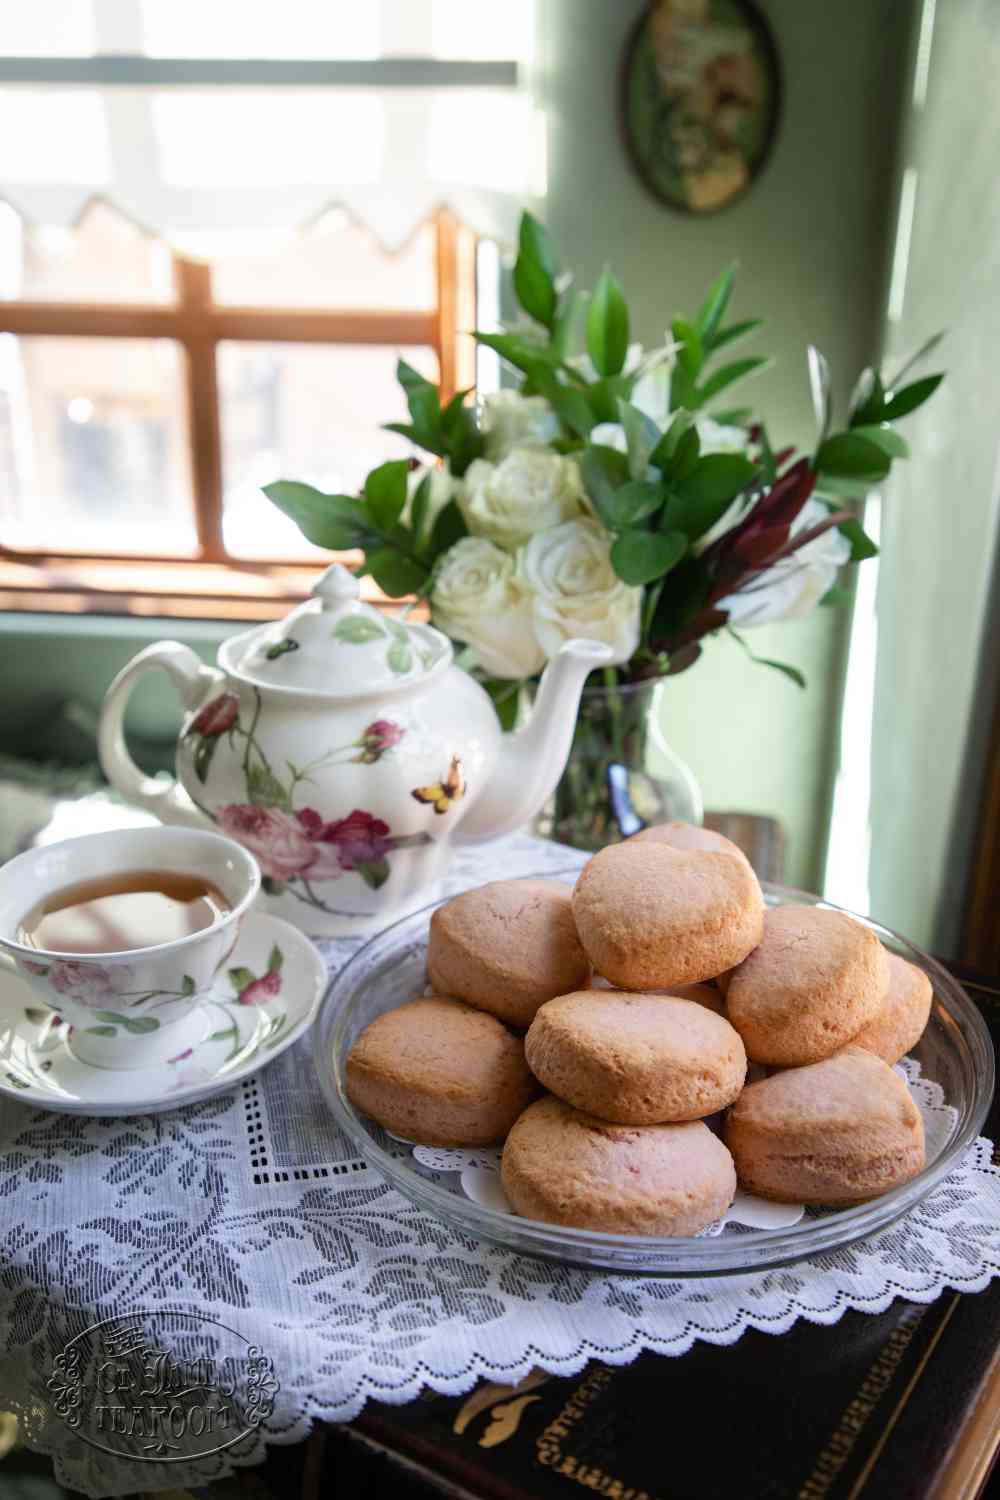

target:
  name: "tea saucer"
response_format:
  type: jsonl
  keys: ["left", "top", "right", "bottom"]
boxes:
{"left": 0, "top": 913, "right": 325, "bottom": 1115}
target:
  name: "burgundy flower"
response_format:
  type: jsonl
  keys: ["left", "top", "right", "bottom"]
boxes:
{"left": 355, "top": 719, "right": 405, "bottom": 764}
{"left": 191, "top": 694, "right": 239, "bottom": 738}
{"left": 320, "top": 809, "right": 393, "bottom": 871}
{"left": 217, "top": 804, "right": 332, "bottom": 883}
{"left": 48, "top": 960, "right": 131, "bottom": 1009}
{"left": 238, "top": 970, "right": 283, "bottom": 1006}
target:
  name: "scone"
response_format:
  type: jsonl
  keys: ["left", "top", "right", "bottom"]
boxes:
{"left": 725, "top": 1046, "right": 926, "bottom": 1205}
{"left": 502, "top": 1096, "right": 736, "bottom": 1236}
{"left": 571, "top": 841, "right": 764, "bottom": 990}
{"left": 666, "top": 982, "right": 727, "bottom": 1015}
{"left": 428, "top": 879, "right": 590, "bottom": 1028}
{"left": 346, "top": 997, "right": 537, "bottom": 1146}
{"left": 629, "top": 821, "right": 755, "bottom": 880}
{"left": 726, "top": 906, "right": 888, "bottom": 1066}
{"left": 850, "top": 952, "right": 933, "bottom": 1065}
{"left": 524, "top": 991, "right": 746, "bottom": 1123}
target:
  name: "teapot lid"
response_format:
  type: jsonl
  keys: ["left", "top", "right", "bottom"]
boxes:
{"left": 229, "top": 564, "right": 451, "bottom": 697}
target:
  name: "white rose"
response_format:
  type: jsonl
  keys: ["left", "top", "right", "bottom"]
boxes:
{"left": 716, "top": 499, "right": 852, "bottom": 626}
{"left": 431, "top": 537, "right": 545, "bottom": 679}
{"left": 517, "top": 518, "right": 641, "bottom": 664}
{"left": 402, "top": 463, "right": 454, "bottom": 533}
{"left": 481, "top": 390, "right": 559, "bottom": 461}
{"left": 695, "top": 416, "right": 749, "bottom": 455}
{"left": 459, "top": 447, "right": 585, "bottom": 551}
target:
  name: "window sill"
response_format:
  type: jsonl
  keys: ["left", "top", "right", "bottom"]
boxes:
{"left": 0, "top": 555, "right": 411, "bottom": 621}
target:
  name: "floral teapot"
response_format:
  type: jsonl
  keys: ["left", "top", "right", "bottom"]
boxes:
{"left": 98, "top": 565, "right": 612, "bottom": 935}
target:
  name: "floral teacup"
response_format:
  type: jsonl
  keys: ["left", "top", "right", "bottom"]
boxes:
{"left": 0, "top": 828, "right": 260, "bottom": 1069}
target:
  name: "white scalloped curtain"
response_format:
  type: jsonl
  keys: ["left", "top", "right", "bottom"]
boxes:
{"left": 0, "top": 0, "right": 542, "bottom": 252}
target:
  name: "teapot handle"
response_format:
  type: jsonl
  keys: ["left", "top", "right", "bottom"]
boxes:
{"left": 98, "top": 642, "right": 224, "bottom": 829}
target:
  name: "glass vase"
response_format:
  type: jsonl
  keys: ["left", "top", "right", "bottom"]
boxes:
{"left": 534, "top": 678, "right": 703, "bottom": 852}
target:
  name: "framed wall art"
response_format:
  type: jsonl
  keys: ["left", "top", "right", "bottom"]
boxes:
{"left": 622, "top": 0, "right": 781, "bottom": 214}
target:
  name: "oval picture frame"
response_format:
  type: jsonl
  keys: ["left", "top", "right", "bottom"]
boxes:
{"left": 621, "top": 0, "right": 781, "bottom": 215}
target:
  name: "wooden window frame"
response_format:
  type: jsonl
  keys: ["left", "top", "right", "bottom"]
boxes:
{"left": 0, "top": 206, "right": 478, "bottom": 619}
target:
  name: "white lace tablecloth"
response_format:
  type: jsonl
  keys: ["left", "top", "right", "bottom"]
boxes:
{"left": 1, "top": 834, "right": 999, "bottom": 1498}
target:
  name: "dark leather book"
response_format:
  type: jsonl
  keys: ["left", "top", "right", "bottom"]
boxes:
{"left": 308, "top": 964, "right": 1000, "bottom": 1500}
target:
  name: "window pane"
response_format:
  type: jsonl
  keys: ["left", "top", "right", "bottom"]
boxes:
{"left": 209, "top": 215, "right": 436, "bottom": 310}
{"left": 153, "top": 91, "right": 383, "bottom": 187}
{"left": 0, "top": 1, "right": 95, "bottom": 55}
{"left": 427, "top": 93, "right": 544, "bottom": 193}
{"left": 141, "top": 0, "right": 378, "bottom": 58}
{"left": 0, "top": 90, "right": 110, "bottom": 185}
{"left": 218, "top": 342, "right": 438, "bottom": 560}
{"left": 0, "top": 202, "right": 175, "bottom": 304}
{"left": 0, "top": 335, "right": 196, "bottom": 556}
{"left": 431, "top": 0, "right": 534, "bottom": 60}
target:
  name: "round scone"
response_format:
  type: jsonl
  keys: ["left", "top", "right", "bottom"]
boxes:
{"left": 725, "top": 1046, "right": 926, "bottom": 1205}
{"left": 346, "top": 997, "right": 537, "bottom": 1146}
{"left": 502, "top": 1096, "right": 736, "bottom": 1236}
{"left": 850, "top": 952, "right": 933, "bottom": 1065}
{"left": 427, "top": 879, "right": 590, "bottom": 1028}
{"left": 524, "top": 991, "right": 746, "bottom": 1123}
{"left": 726, "top": 906, "right": 888, "bottom": 1067}
{"left": 630, "top": 821, "right": 756, "bottom": 880}
{"left": 571, "top": 841, "right": 764, "bottom": 990}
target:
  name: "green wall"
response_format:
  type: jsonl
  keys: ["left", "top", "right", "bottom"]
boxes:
{"left": 1, "top": 0, "right": 915, "bottom": 891}
{"left": 866, "top": 0, "right": 1000, "bottom": 948}
{"left": 540, "top": 0, "right": 913, "bottom": 887}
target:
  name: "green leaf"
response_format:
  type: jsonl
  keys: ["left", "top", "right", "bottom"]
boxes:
{"left": 193, "top": 734, "right": 219, "bottom": 786}
{"left": 586, "top": 269, "right": 630, "bottom": 377}
{"left": 482, "top": 677, "right": 522, "bottom": 732}
{"left": 815, "top": 432, "right": 891, "bottom": 481}
{"left": 807, "top": 345, "right": 832, "bottom": 443}
{"left": 364, "top": 460, "right": 410, "bottom": 531}
{"left": 610, "top": 529, "right": 687, "bottom": 586}
{"left": 668, "top": 455, "right": 755, "bottom": 539}
{"left": 708, "top": 319, "right": 762, "bottom": 353}
{"left": 334, "top": 616, "right": 386, "bottom": 643}
{"left": 696, "top": 356, "right": 770, "bottom": 405}
{"left": 728, "top": 628, "right": 806, "bottom": 687}
{"left": 267, "top": 944, "right": 284, "bottom": 973}
{"left": 229, "top": 966, "right": 256, "bottom": 994}
{"left": 262, "top": 482, "right": 368, "bottom": 551}
{"left": 208, "top": 1026, "right": 238, "bottom": 1043}
{"left": 265, "top": 638, "right": 300, "bottom": 661}
{"left": 356, "top": 857, "right": 390, "bottom": 890}
{"left": 551, "top": 286, "right": 582, "bottom": 360}
{"left": 427, "top": 500, "right": 468, "bottom": 562}
{"left": 85, "top": 1025, "right": 117, "bottom": 1037}
{"left": 580, "top": 444, "right": 631, "bottom": 526}
{"left": 383, "top": 421, "right": 448, "bottom": 460}
{"left": 532, "top": 369, "right": 595, "bottom": 438}
{"left": 246, "top": 761, "right": 291, "bottom": 811}
{"left": 396, "top": 359, "right": 442, "bottom": 443}
{"left": 181, "top": 974, "right": 196, "bottom": 997}
{"left": 851, "top": 424, "right": 910, "bottom": 459}
{"left": 387, "top": 638, "right": 413, "bottom": 674}
{"left": 695, "top": 263, "right": 736, "bottom": 343}
{"left": 649, "top": 409, "right": 695, "bottom": 471}
{"left": 512, "top": 211, "right": 558, "bottom": 329}
{"left": 837, "top": 516, "right": 880, "bottom": 561}
{"left": 671, "top": 317, "right": 704, "bottom": 381}
{"left": 473, "top": 331, "right": 560, "bottom": 375}
{"left": 119, "top": 1015, "right": 160, "bottom": 1035}
{"left": 820, "top": 583, "right": 852, "bottom": 607}
{"left": 366, "top": 549, "right": 429, "bottom": 599}
{"left": 713, "top": 407, "right": 754, "bottom": 426}
{"left": 886, "top": 330, "right": 945, "bottom": 390}
{"left": 94, "top": 1010, "right": 127, "bottom": 1025}
{"left": 671, "top": 425, "right": 701, "bottom": 480}
{"left": 601, "top": 479, "right": 664, "bottom": 530}
{"left": 617, "top": 398, "right": 660, "bottom": 480}
{"left": 584, "top": 374, "right": 636, "bottom": 424}
{"left": 409, "top": 472, "right": 432, "bottom": 550}
{"left": 880, "top": 372, "right": 944, "bottom": 420}
{"left": 260, "top": 876, "right": 286, "bottom": 896}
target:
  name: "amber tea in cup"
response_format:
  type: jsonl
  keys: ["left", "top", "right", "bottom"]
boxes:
{"left": 18, "top": 870, "right": 231, "bottom": 955}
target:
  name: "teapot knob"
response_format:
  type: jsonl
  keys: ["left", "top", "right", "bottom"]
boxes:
{"left": 311, "top": 563, "right": 360, "bottom": 612}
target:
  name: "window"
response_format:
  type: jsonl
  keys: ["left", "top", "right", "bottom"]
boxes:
{"left": 0, "top": 0, "right": 537, "bottom": 618}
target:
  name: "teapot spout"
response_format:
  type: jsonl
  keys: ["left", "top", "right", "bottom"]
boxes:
{"left": 455, "top": 639, "right": 614, "bottom": 843}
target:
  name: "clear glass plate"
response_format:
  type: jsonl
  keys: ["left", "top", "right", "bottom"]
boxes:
{"left": 313, "top": 873, "right": 995, "bottom": 1276}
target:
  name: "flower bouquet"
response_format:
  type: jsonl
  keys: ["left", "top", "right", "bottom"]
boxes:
{"left": 264, "top": 212, "right": 943, "bottom": 847}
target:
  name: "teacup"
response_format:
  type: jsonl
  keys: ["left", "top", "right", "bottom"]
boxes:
{"left": 0, "top": 827, "right": 260, "bottom": 1069}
